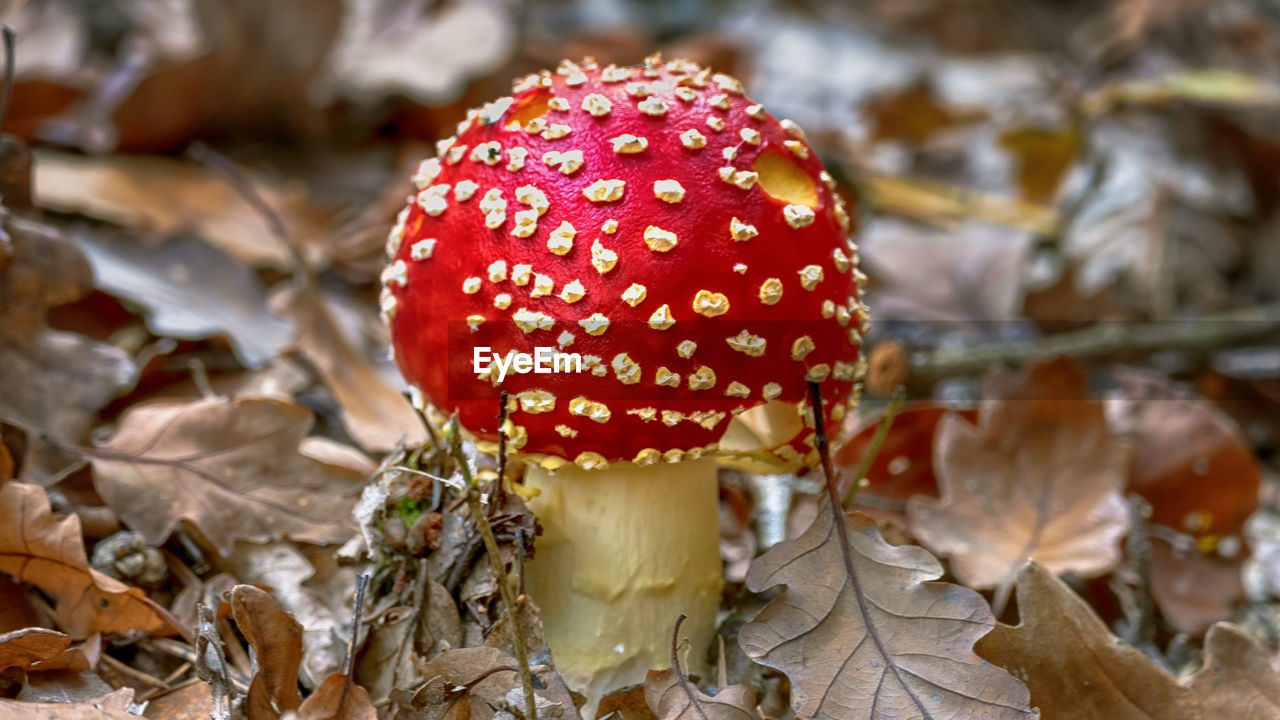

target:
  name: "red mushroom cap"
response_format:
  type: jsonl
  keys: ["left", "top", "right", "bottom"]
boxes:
{"left": 382, "top": 55, "right": 867, "bottom": 470}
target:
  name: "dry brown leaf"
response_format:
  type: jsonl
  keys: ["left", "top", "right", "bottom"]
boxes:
{"left": 0, "top": 575, "right": 42, "bottom": 632}
{"left": 0, "top": 627, "right": 70, "bottom": 671}
{"left": 0, "top": 482, "right": 171, "bottom": 638}
{"left": 0, "top": 691, "right": 137, "bottom": 717}
{"left": 1148, "top": 534, "right": 1242, "bottom": 636}
{"left": 907, "top": 358, "right": 1130, "bottom": 594}
{"left": 644, "top": 669, "right": 759, "bottom": 720}
{"left": 999, "top": 125, "right": 1082, "bottom": 203}
{"left": 228, "top": 542, "right": 355, "bottom": 688}
{"left": 230, "top": 585, "right": 303, "bottom": 719}
{"left": 597, "top": 684, "right": 654, "bottom": 720}
{"left": 89, "top": 396, "right": 367, "bottom": 556}
{"left": 75, "top": 230, "right": 292, "bottom": 368}
{"left": 32, "top": 150, "right": 329, "bottom": 269}
{"left": 141, "top": 679, "right": 214, "bottom": 720}
{"left": 740, "top": 499, "right": 1035, "bottom": 720}
{"left": 412, "top": 646, "right": 576, "bottom": 720}
{"left": 0, "top": 215, "right": 136, "bottom": 482}
{"left": 297, "top": 673, "right": 377, "bottom": 720}
{"left": 0, "top": 627, "right": 98, "bottom": 673}
{"left": 323, "top": 0, "right": 514, "bottom": 105}
{"left": 1108, "top": 388, "right": 1260, "bottom": 540}
{"left": 275, "top": 286, "right": 425, "bottom": 452}
{"left": 0, "top": 688, "right": 138, "bottom": 720}
{"left": 976, "top": 562, "right": 1280, "bottom": 719}
{"left": 859, "top": 217, "right": 1036, "bottom": 323}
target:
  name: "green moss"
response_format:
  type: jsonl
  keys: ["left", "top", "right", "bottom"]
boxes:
{"left": 394, "top": 496, "right": 424, "bottom": 527}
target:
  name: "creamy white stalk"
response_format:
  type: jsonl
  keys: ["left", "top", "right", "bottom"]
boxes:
{"left": 523, "top": 457, "right": 724, "bottom": 718}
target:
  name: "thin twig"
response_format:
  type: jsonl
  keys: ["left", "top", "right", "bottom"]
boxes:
{"left": 194, "top": 603, "right": 234, "bottom": 720}
{"left": 841, "top": 388, "right": 906, "bottom": 507}
{"left": 446, "top": 418, "right": 537, "bottom": 720}
{"left": 187, "top": 142, "right": 308, "bottom": 284}
{"left": 337, "top": 573, "right": 370, "bottom": 720}
{"left": 0, "top": 27, "right": 14, "bottom": 131}
{"left": 908, "top": 303, "right": 1280, "bottom": 381}
{"left": 100, "top": 652, "right": 168, "bottom": 689}
{"left": 495, "top": 390, "right": 510, "bottom": 506}
{"left": 1124, "top": 495, "right": 1157, "bottom": 650}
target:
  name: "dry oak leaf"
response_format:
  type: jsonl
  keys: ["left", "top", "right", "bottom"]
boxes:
{"left": 0, "top": 482, "right": 171, "bottom": 638}
{"left": 644, "top": 669, "right": 760, "bottom": 720}
{"left": 740, "top": 499, "right": 1036, "bottom": 720}
{"left": 907, "top": 358, "right": 1130, "bottom": 594}
{"left": 297, "top": 673, "right": 377, "bottom": 720}
{"left": 229, "top": 585, "right": 303, "bottom": 720}
{"left": 89, "top": 396, "right": 367, "bottom": 557}
{"left": 976, "top": 562, "right": 1280, "bottom": 719}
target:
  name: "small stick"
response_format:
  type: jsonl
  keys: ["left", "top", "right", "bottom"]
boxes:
{"left": 908, "top": 303, "right": 1280, "bottom": 381}
{"left": 446, "top": 419, "right": 537, "bottom": 720}
{"left": 1124, "top": 495, "right": 1157, "bottom": 650}
{"left": 0, "top": 27, "right": 14, "bottom": 131}
{"left": 842, "top": 387, "right": 906, "bottom": 507}
{"left": 336, "top": 573, "right": 370, "bottom": 720}
{"left": 100, "top": 652, "right": 169, "bottom": 689}
{"left": 495, "top": 390, "right": 510, "bottom": 505}
{"left": 187, "top": 142, "right": 308, "bottom": 284}
{"left": 195, "top": 603, "right": 234, "bottom": 720}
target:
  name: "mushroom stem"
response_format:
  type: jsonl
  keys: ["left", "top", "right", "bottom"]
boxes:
{"left": 523, "top": 457, "right": 724, "bottom": 716}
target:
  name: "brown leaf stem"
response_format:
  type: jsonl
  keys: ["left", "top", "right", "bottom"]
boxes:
{"left": 841, "top": 387, "right": 906, "bottom": 508}
{"left": 669, "top": 613, "right": 711, "bottom": 720}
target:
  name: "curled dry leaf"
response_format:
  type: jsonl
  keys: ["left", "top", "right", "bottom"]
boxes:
{"left": 740, "top": 499, "right": 1036, "bottom": 720}
{"left": 228, "top": 542, "right": 354, "bottom": 688}
{"left": 0, "top": 628, "right": 71, "bottom": 671}
{"left": 229, "top": 585, "right": 303, "bottom": 719}
{"left": 644, "top": 669, "right": 760, "bottom": 720}
{"left": 0, "top": 482, "right": 171, "bottom": 638}
{"left": 297, "top": 673, "right": 377, "bottom": 720}
{"left": 976, "top": 562, "right": 1280, "bottom": 719}
{"left": 0, "top": 628, "right": 98, "bottom": 673}
{"left": 89, "top": 396, "right": 367, "bottom": 557}
{"left": 907, "top": 358, "right": 1130, "bottom": 594}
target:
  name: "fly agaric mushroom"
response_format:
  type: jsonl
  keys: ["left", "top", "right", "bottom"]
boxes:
{"left": 381, "top": 55, "right": 867, "bottom": 710}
